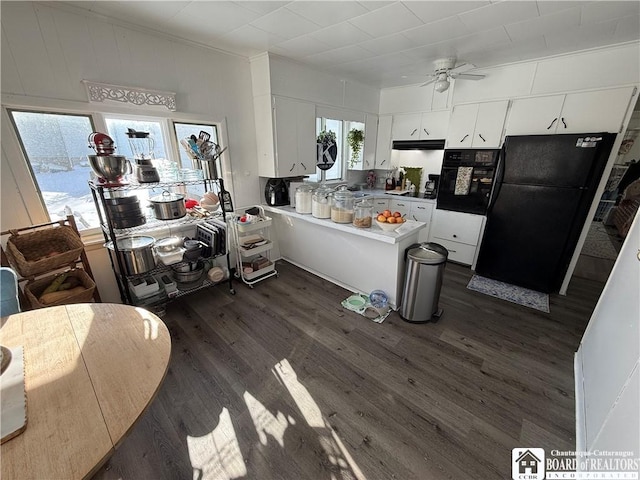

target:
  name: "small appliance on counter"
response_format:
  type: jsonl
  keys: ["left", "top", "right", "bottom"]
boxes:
{"left": 88, "top": 132, "right": 131, "bottom": 186}
{"left": 265, "top": 178, "right": 289, "bottom": 206}
{"left": 126, "top": 128, "right": 160, "bottom": 183}
{"left": 424, "top": 174, "right": 440, "bottom": 199}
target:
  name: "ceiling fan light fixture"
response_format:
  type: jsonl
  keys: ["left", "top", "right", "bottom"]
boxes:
{"left": 434, "top": 73, "right": 449, "bottom": 93}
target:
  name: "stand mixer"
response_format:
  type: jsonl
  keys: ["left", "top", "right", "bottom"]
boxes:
{"left": 88, "top": 132, "right": 131, "bottom": 185}
{"left": 126, "top": 128, "right": 160, "bottom": 183}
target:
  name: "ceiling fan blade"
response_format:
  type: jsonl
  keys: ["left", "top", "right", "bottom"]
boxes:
{"left": 450, "top": 72, "right": 485, "bottom": 80}
{"left": 451, "top": 62, "right": 476, "bottom": 74}
{"left": 420, "top": 78, "right": 437, "bottom": 87}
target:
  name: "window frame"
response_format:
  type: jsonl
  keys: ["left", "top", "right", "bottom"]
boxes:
{"left": 1, "top": 98, "right": 229, "bottom": 242}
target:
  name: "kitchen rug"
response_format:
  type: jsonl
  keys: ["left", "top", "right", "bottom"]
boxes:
{"left": 581, "top": 221, "right": 619, "bottom": 260}
{"left": 466, "top": 275, "right": 550, "bottom": 313}
{"left": 341, "top": 294, "right": 392, "bottom": 324}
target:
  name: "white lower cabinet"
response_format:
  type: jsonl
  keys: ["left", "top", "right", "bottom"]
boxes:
{"left": 409, "top": 201, "right": 434, "bottom": 242}
{"left": 429, "top": 209, "right": 485, "bottom": 265}
{"left": 371, "top": 197, "right": 390, "bottom": 213}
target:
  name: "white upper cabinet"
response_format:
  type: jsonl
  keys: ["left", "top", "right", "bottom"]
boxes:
{"left": 506, "top": 87, "right": 634, "bottom": 136}
{"left": 351, "top": 113, "right": 378, "bottom": 171}
{"left": 375, "top": 115, "right": 393, "bottom": 170}
{"left": 391, "top": 113, "right": 422, "bottom": 140}
{"left": 257, "top": 95, "right": 316, "bottom": 178}
{"left": 446, "top": 100, "right": 509, "bottom": 149}
{"left": 556, "top": 88, "right": 633, "bottom": 134}
{"left": 419, "top": 111, "right": 450, "bottom": 140}
{"left": 392, "top": 111, "right": 451, "bottom": 141}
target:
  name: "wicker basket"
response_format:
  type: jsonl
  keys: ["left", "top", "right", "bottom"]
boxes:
{"left": 5, "top": 225, "right": 84, "bottom": 278}
{"left": 25, "top": 269, "right": 96, "bottom": 309}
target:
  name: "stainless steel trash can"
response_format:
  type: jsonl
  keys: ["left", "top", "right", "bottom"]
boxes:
{"left": 400, "top": 243, "right": 448, "bottom": 323}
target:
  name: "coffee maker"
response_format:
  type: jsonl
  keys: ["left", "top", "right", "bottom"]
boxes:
{"left": 126, "top": 128, "right": 160, "bottom": 183}
{"left": 265, "top": 178, "right": 289, "bottom": 206}
{"left": 424, "top": 174, "right": 440, "bottom": 199}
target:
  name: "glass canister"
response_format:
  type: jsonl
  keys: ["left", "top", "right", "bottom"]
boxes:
{"left": 331, "top": 186, "right": 354, "bottom": 223}
{"left": 295, "top": 184, "right": 313, "bottom": 214}
{"left": 353, "top": 198, "right": 373, "bottom": 228}
{"left": 312, "top": 184, "right": 334, "bottom": 219}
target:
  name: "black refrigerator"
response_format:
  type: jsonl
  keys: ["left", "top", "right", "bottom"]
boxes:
{"left": 475, "top": 133, "right": 616, "bottom": 293}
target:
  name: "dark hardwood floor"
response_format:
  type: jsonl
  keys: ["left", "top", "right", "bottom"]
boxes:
{"left": 94, "top": 260, "right": 605, "bottom": 480}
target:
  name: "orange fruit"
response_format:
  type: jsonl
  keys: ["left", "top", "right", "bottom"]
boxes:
{"left": 377, "top": 214, "right": 386, "bottom": 222}
{"left": 393, "top": 211, "right": 402, "bottom": 217}
{"left": 387, "top": 217, "right": 396, "bottom": 224}
{"left": 383, "top": 209, "right": 392, "bottom": 218}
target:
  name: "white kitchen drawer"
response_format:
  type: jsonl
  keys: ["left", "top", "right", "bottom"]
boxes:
{"left": 389, "top": 198, "right": 411, "bottom": 217}
{"left": 431, "top": 237, "right": 477, "bottom": 266}
{"left": 372, "top": 198, "right": 390, "bottom": 212}
{"left": 430, "top": 209, "right": 484, "bottom": 246}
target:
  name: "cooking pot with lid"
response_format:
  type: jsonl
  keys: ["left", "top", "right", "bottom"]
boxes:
{"left": 105, "top": 236, "right": 156, "bottom": 275}
{"left": 149, "top": 191, "right": 186, "bottom": 220}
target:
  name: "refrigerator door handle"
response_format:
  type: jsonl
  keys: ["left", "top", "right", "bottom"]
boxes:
{"left": 546, "top": 118, "right": 558, "bottom": 130}
{"left": 487, "top": 148, "right": 506, "bottom": 213}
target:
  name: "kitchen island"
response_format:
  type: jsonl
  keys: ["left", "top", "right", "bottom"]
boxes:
{"left": 263, "top": 206, "right": 427, "bottom": 308}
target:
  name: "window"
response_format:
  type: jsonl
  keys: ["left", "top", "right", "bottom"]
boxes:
{"left": 173, "top": 122, "right": 219, "bottom": 168}
{"left": 104, "top": 117, "right": 167, "bottom": 160}
{"left": 9, "top": 110, "right": 99, "bottom": 230}
{"left": 310, "top": 115, "right": 365, "bottom": 183}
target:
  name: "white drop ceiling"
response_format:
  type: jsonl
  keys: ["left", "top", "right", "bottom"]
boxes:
{"left": 62, "top": 1, "right": 640, "bottom": 88}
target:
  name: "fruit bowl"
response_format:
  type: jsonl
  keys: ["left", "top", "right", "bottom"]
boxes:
{"left": 375, "top": 219, "right": 403, "bottom": 232}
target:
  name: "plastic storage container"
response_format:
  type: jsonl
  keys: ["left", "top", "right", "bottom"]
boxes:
{"left": 312, "top": 185, "right": 334, "bottom": 219}
{"left": 353, "top": 199, "right": 373, "bottom": 228}
{"left": 295, "top": 184, "right": 314, "bottom": 214}
{"left": 400, "top": 243, "right": 448, "bottom": 323}
{"left": 331, "top": 186, "right": 355, "bottom": 224}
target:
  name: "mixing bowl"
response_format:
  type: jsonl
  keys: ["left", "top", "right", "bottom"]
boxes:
{"left": 88, "top": 155, "right": 131, "bottom": 182}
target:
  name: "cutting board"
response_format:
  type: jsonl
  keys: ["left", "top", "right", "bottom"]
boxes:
{"left": 1, "top": 346, "right": 27, "bottom": 443}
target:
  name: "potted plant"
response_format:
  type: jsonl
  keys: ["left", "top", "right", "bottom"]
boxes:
{"left": 347, "top": 128, "right": 364, "bottom": 168}
{"left": 317, "top": 130, "right": 337, "bottom": 170}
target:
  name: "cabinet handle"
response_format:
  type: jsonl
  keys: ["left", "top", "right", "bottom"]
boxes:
{"left": 423, "top": 128, "right": 429, "bottom": 136}
{"left": 301, "top": 162, "right": 307, "bottom": 170}
{"left": 478, "top": 133, "right": 486, "bottom": 142}
{"left": 460, "top": 134, "right": 469, "bottom": 142}
{"left": 561, "top": 117, "right": 567, "bottom": 129}
{"left": 412, "top": 215, "right": 417, "bottom": 220}
{"left": 289, "top": 164, "right": 295, "bottom": 172}
{"left": 417, "top": 206, "right": 426, "bottom": 210}
{"left": 453, "top": 234, "right": 457, "bottom": 238}
{"left": 380, "top": 159, "right": 386, "bottom": 165}
{"left": 411, "top": 129, "right": 418, "bottom": 136}
{"left": 547, "top": 118, "right": 558, "bottom": 130}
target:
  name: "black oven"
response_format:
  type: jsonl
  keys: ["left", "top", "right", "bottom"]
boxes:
{"left": 436, "top": 149, "right": 500, "bottom": 215}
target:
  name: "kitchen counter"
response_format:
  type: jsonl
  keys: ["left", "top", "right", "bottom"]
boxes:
{"left": 264, "top": 205, "right": 425, "bottom": 244}
{"left": 264, "top": 205, "right": 428, "bottom": 308}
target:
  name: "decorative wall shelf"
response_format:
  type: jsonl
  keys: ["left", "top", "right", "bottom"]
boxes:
{"left": 82, "top": 80, "right": 176, "bottom": 111}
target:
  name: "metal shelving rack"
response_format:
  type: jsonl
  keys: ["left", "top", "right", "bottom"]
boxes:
{"left": 89, "top": 178, "right": 235, "bottom": 309}
{"left": 228, "top": 205, "right": 278, "bottom": 288}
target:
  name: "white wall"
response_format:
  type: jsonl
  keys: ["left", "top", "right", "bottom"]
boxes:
{"left": 0, "top": 2, "right": 260, "bottom": 302}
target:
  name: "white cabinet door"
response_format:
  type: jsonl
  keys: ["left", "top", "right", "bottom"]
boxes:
{"left": 419, "top": 111, "right": 450, "bottom": 139}
{"left": 389, "top": 198, "right": 411, "bottom": 217}
{"left": 392, "top": 113, "right": 422, "bottom": 140}
{"left": 446, "top": 103, "right": 479, "bottom": 148}
{"left": 375, "top": 115, "right": 393, "bottom": 169}
{"left": 558, "top": 87, "right": 633, "bottom": 134}
{"left": 471, "top": 100, "right": 509, "bottom": 148}
{"left": 409, "top": 202, "right": 433, "bottom": 223}
{"left": 505, "top": 95, "right": 565, "bottom": 135}
{"left": 273, "top": 96, "right": 315, "bottom": 177}
{"left": 371, "top": 197, "right": 390, "bottom": 213}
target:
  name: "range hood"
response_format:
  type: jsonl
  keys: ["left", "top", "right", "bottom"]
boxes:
{"left": 392, "top": 139, "right": 445, "bottom": 150}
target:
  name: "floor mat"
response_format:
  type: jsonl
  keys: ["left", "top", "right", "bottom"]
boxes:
{"left": 341, "top": 294, "right": 392, "bottom": 324}
{"left": 581, "top": 221, "right": 620, "bottom": 260}
{"left": 467, "top": 275, "right": 550, "bottom": 313}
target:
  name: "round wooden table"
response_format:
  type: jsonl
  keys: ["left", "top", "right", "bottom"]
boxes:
{"left": 0, "top": 303, "right": 171, "bottom": 479}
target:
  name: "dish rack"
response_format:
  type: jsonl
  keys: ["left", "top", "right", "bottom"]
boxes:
{"left": 228, "top": 205, "right": 278, "bottom": 288}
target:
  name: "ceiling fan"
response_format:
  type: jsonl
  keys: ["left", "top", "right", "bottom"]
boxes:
{"left": 421, "top": 57, "right": 485, "bottom": 93}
